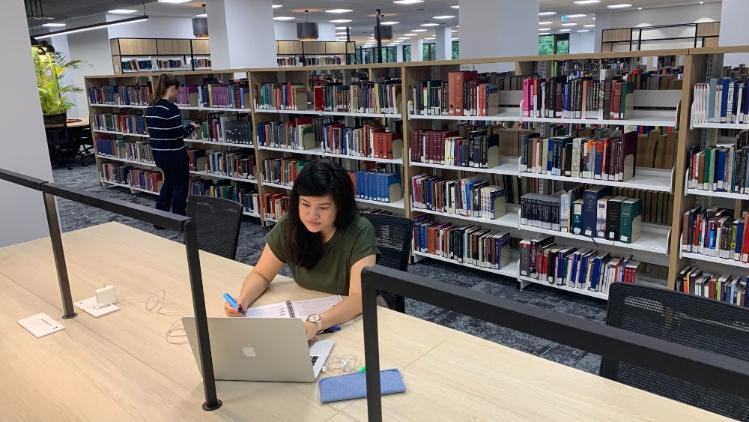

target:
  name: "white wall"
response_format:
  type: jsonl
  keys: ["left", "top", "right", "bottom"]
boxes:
{"left": 107, "top": 15, "right": 196, "bottom": 39}
{"left": 49, "top": 36, "right": 80, "bottom": 118}
{"left": 65, "top": 29, "right": 114, "bottom": 119}
{"left": 595, "top": 3, "right": 721, "bottom": 52}
{"left": 720, "top": 0, "right": 749, "bottom": 66}
{"left": 569, "top": 31, "right": 596, "bottom": 54}
{"left": 274, "top": 22, "right": 337, "bottom": 41}
{"left": 0, "top": 0, "right": 54, "bottom": 246}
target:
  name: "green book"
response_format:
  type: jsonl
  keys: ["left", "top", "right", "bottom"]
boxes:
{"left": 619, "top": 198, "right": 642, "bottom": 243}
{"left": 572, "top": 199, "right": 584, "bottom": 235}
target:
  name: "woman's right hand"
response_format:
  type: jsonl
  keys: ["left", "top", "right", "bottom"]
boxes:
{"left": 224, "top": 301, "right": 244, "bottom": 317}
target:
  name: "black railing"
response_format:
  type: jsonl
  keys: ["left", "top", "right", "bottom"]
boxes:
{"left": 0, "top": 168, "right": 221, "bottom": 411}
{"left": 361, "top": 265, "right": 749, "bottom": 421}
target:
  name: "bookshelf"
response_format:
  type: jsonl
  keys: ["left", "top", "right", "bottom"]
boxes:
{"left": 678, "top": 46, "right": 749, "bottom": 301}
{"left": 110, "top": 38, "right": 211, "bottom": 74}
{"left": 84, "top": 46, "right": 749, "bottom": 304}
{"left": 86, "top": 70, "right": 260, "bottom": 219}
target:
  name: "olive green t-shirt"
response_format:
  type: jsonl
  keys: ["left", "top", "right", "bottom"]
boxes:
{"left": 266, "top": 215, "right": 380, "bottom": 295}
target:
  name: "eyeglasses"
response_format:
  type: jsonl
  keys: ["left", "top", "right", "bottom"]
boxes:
{"left": 322, "top": 353, "right": 360, "bottom": 374}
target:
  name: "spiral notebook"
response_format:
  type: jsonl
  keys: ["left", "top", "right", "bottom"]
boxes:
{"left": 243, "top": 295, "right": 341, "bottom": 321}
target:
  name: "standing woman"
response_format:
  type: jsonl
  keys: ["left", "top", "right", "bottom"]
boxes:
{"left": 146, "top": 74, "right": 200, "bottom": 216}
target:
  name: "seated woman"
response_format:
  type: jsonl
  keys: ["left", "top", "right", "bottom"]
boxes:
{"left": 225, "top": 160, "right": 379, "bottom": 340}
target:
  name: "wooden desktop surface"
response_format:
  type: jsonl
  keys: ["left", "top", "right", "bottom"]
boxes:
{"left": 66, "top": 116, "right": 89, "bottom": 129}
{"left": 0, "top": 222, "right": 729, "bottom": 421}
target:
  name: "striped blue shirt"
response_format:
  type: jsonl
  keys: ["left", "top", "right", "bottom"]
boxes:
{"left": 145, "top": 99, "right": 193, "bottom": 151}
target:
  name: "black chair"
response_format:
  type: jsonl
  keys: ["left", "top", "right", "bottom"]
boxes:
{"left": 363, "top": 213, "right": 413, "bottom": 313}
{"left": 44, "top": 113, "right": 74, "bottom": 169}
{"left": 601, "top": 283, "right": 749, "bottom": 421}
{"left": 187, "top": 196, "right": 243, "bottom": 260}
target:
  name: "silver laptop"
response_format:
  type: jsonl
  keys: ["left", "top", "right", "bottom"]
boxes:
{"left": 182, "top": 317, "right": 334, "bottom": 382}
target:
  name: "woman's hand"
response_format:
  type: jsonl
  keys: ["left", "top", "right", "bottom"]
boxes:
{"left": 303, "top": 321, "right": 319, "bottom": 341}
{"left": 224, "top": 301, "right": 244, "bottom": 317}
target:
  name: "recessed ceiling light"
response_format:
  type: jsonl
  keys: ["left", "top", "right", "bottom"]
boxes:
{"left": 335, "top": 26, "right": 347, "bottom": 30}
{"left": 42, "top": 22, "right": 66, "bottom": 27}
{"left": 607, "top": 3, "right": 632, "bottom": 9}
{"left": 559, "top": 29, "right": 571, "bottom": 32}
{"left": 393, "top": 0, "right": 423, "bottom": 4}
{"left": 381, "top": 21, "right": 399, "bottom": 25}
{"left": 326, "top": 9, "right": 352, "bottom": 14}
{"left": 404, "top": 33, "right": 416, "bottom": 36}
{"left": 424, "top": 37, "right": 434, "bottom": 40}
{"left": 272, "top": 4, "right": 283, "bottom": 9}
{"left": 273, "top": 16, "right": 295, "bottom": 21}
{"left": 452, "top": 37, "right": 458, "bottom": 40}
{"left": 329, "top": 19, "right": 352, "bottom": 23}
{"left": 539, "top": 33, "right": 550, "bottom": 36}
{"left": 108, "top": 9, "right": 137, "bottom": 14}
{"left": 412, "top": 28, "right": 427, "bottom": 32}
{"left": 398, "top": 37, "right": 409, "bottom": 40}
{"left": 573, "top": 0, "right": 600, "bottom": 4}
{"left": 539, "top": 11, "right": 556, "bottom": 16}
{"left": 158, "top": 0, "right": 190, "bottom": 3}
{"left": 420, "top": 23, "right": 439, "bottom": 27}
{"left": 577, "top": 29, "right": 590, "bottom": 32}
{"left": 538, "top": 28, "right": 551, "bottom": 31}
{"left": 638, "top": 7, "right": 643, "bottom": 9}
{"left": 433, "top": 15, "right": 454, "bottom": 20}
{"left": 539, "top": 21, "right": 553, "bottom": 25}
{"left": 336, "top": 32, "right": 347, "bottom": 35}
{"left": 451, "top": 5, "right": 459, "bottom": 9}
{"left": 195, "top": 13, "right": 207, "bottom": 18}
{"left": 566, "top": 14, "right": 587, "bottom": 18}
{"left": 584, "top": 24, "right": 595, "bottom": 28}
{"left": 699, "top": 1, "right": 705, "bottom": 3}
{"left": 561, "top": 22, "right": 578, "bottom": 26}
{"left": 451, "top": 29, "right": 458, "bottom": 33}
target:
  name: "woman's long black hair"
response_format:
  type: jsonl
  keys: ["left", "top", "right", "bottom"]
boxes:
{"left": 285, "top": 160, "right": 358, "bottom": 269}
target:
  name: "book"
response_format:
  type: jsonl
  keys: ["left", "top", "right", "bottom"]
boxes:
{"left": 675, "top": 267, "right": 749, "bottom": 307}
{"left": 243, "top": 295, "right": 342, "bottom": 320}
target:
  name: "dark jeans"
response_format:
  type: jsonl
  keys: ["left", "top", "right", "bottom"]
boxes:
{"left": 153, "top": 149, "right": 189, "bottom": 216}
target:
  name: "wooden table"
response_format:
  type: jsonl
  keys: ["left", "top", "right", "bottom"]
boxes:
{"left": 65, "top": 116, "right": 89, "bottom": 129}
{"left": 0, "top": 222, "right": 729, "bottom": 421}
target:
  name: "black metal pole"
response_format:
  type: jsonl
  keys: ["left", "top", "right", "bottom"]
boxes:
{"left": 376, "top": 9, "right": 383, "bottom": 64}
{"left": 362, "top": 278, "right": 382, "bottom": 422}
{"left": 184, "top": 220, "right": 222, "bottom": 411}
{"left": 346, "top": 26, "right": 351, "bottom": 65}
{"left": 42, "top": 192, "right": 76, "bottom": 319}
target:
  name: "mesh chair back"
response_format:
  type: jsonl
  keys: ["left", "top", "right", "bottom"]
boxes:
{"left": 601, "top": 283, "right": 749, "bottom": 420}
{"left": 44, "top": 113, "right": 69, "bottom": 146}
{"left": 187, "top": 196, "right": 243, "bottom": 260}
{"left": 363, "top": 213, "right": 413, "bottom": 312}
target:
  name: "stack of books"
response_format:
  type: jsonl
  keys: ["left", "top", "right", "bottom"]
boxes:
{"left": 410, "top": 174, "right": 507, "bottom": 220}
{"left": 676, "top": 267, "right": 748, "bottom": 307}
{"left": 93, "top": 112, "right": 147, "bottom": 135}
{"left": 681, "top": 207, "right": 749, "bottom": 262}
{"left": 261, "top": 158, "right": 307, "bottom": 187}
{"left": 687, "top": 131, "right": 749, "bottom": 194}
{"left": 88, "top": 84, "right": 151, "bottom": 105}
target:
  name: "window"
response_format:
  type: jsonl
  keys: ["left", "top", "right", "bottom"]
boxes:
{"left": 451, "top": 40, "right": 459, "bottom": 60}
{"left": 403, "top": 45, "right": 411, "bottom": 62}
{"left": 423, "top": 43, "right": 436, "bottom": 61}
{"left": 538, "top": 34, "right": 570, "bottom": 55}
{"left": 356, "top": 46, "right": 397, "bottom": 64}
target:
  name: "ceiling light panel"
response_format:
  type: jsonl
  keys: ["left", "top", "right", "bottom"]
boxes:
{"left": 325, "top": 9, "right": 352, "bottom": 14}
{"left": 108, "top": 9, "right": 137, "bottom": 14}
{"left": 273, "top": 16, "right": 295, "bottom": 21}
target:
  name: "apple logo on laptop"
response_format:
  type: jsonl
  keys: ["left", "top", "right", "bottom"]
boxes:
{"left": 242, "top": 344, "right": 257, "bottom": 358}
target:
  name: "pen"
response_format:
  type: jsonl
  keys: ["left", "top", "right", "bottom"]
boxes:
{"left": 317, "top": 325, "right": 341, "bottom": 334}
{"left": 223, "top": 293, "right": 242, "bottom": 313}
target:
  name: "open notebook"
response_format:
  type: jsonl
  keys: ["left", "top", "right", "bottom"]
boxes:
{"left": 243, "top": 295, "right": 341, "bottom": 321}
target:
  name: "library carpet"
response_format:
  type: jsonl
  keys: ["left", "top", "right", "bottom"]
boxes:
{"left": 51, "top": 165, "right": 605, "bottom": 374}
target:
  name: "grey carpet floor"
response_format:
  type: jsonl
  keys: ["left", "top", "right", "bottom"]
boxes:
{"left": 52, "top": 163, "right": 605, "bottom": 373}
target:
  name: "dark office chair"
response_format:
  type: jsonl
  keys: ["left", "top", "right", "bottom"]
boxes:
{"left": 187, "top": 196, "right": 243, "bottom": 260}
{"left": 74, "top": 127, "right": 94, "bottom": 165}
{"left": 601, "top": 283, "right": 749, "bottom": 421}
{"left": 44, "top": 113, "right": 73, "bottom": 169}
{"left": 363, "top": 213, "right": 413, "bottom": 313}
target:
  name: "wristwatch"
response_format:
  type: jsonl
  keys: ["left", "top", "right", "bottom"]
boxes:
{"left": 307, "top": 314, "right": 322, "bottom": 331}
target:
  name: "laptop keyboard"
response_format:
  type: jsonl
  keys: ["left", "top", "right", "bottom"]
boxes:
{"left": 311, "top": 355, "right": 319, "bottom": 366}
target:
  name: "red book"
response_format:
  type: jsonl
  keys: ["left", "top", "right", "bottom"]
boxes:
{"left": 313, "top": 86, "right": 324, "bottom": 111}
{"left": 448, "top": 71, "right": 477, "bottom": 116}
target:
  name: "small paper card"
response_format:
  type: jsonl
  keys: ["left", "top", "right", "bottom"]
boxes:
{"left": 17, "top": 313, "right": 64, "bottom": 338}
{"left": 74, "top": 296, "right": 120, "bottom": 318}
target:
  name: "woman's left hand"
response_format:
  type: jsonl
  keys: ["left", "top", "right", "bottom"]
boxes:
{"left": 303, "top": 320, "right": 319, "bottom": 341}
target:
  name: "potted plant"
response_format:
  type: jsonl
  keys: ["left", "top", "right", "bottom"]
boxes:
{"left": 32, "top": 45, "right": 83, "bottom": 121}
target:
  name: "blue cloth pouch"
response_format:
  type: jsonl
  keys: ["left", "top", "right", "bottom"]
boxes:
{"left": 319, "top": 369, "right": 406, "bottom": 404}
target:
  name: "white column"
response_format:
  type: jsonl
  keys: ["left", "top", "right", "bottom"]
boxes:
{"left": 593, "top": 12, "right": 611, "bottom": 53}
{"left": 66, "top": 29, "right": 114, "bottom": 119}
{"left": 411, "top": 39, "right": 424, "bottom": 62}
{"left": 570, "top": 30, "right": 596, "bottom": 54}
{"left": 207, "top": 0, "right": 276, "bottom": 69}
{"left": 720, "top": 0, "right": 749, "bottom": 66}
{"left": 435, "top": 26, "right": 453, "bottom": 61}
{"left": 0, "top": 0, "right": 54, "bottom": 246}
{"left": 396, "top": 44, "right": 404, "bottom": 62}
{"left": 459, "top": 0, "right": 538, "bottom": 70}
{"left": 49, "top": 36, "right": 79, "bottom": 119}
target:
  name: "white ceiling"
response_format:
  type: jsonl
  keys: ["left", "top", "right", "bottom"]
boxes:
{"left": 29, "top": 0, "right": 723, "bottom": 44}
